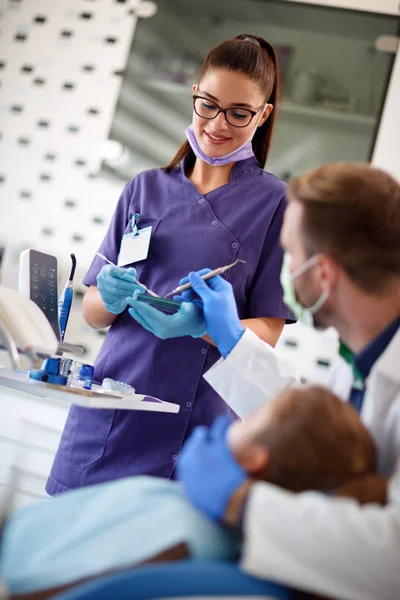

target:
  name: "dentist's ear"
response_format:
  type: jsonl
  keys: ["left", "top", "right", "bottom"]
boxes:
{"left": 258, "top": 104, "right": 274, "bottom": 127}
{"left": 192, "top": 83, "right": 199, "bottom": 94}
{"left": 317, "top": 254, "right": 339, "bottom": 294}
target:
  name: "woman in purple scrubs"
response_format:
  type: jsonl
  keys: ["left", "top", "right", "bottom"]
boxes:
{"left": 47, "top": 34, "right": 294, "bottom": 495}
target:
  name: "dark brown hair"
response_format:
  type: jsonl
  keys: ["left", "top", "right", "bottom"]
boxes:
{"left": 287, "top": 162, "right": 400, "bottom": 294}
{"left": 256, "top": 385, "right": 376, "bottom": 493}
{"left": 165, "top": 33, "right": 280, "bottom": 172}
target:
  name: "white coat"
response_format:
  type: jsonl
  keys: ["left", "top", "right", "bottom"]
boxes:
{"left": 204, "top": 327, "right": 400, "bottom": 600}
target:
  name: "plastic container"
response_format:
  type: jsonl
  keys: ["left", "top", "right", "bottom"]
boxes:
{"left": 76, "top": 364, "right": 94, "bottom": 390}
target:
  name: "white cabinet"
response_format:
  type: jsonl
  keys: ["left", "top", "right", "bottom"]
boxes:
{"left": 0, "top": 384, "right": 68, "bottom": 508}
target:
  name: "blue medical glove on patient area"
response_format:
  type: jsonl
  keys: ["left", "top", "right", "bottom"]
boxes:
{"left": 127, "top": 292, "right": 207, "bottom": 340}
{"left": 177, "top": 415, "right": 247, "bottom": 521}
{"left": 96, "top": 264, "right": 142, "bottom": 315}
{"left": 176, "top": 270, "right": 245, "bottom": 358}
{"left": 0, "top": 476, "right": 238, "bottom": 596}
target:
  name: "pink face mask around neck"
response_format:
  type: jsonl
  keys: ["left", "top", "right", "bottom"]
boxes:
{"left": 185, "top": 124, "right": 256, "bottom": 167}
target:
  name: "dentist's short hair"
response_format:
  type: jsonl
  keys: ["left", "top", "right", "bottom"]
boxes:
{"left": 287, "top": 162, "right": 400, "bottom": 293}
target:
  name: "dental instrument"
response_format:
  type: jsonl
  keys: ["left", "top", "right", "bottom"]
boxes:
{"left": 95, "top": 252, "right": 159, "bottom": 298}
{"left": 164, "top": 259, "right": 246, "bottom": 298}
{"left": 58, "top": 253, "right": 76, "bottom": 342}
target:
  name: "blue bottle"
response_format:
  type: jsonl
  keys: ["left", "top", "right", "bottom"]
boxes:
{"left": 77, "top": 364, "right": 94, "bottom": 390}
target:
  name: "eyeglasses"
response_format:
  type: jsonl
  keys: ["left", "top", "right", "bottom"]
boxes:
{"left": 193, "top": 95, "right": 264, "bottom": 128}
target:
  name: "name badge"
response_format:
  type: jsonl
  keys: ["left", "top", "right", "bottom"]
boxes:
{"left": 117, "top": 226, "right": 152, "bottom": 267}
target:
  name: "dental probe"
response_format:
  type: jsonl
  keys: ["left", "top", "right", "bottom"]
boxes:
{"left": 164, "top": 259, "right": 246, "bottom": 298}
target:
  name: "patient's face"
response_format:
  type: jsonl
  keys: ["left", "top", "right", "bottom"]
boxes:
{"left": 227, "top": 401, "right": 274, "bottom": 473}
{"left": 228, "top": 410, "right": 267, "bottom": 459}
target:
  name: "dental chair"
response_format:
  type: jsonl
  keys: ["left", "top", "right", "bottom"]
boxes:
{"left": 55, "top": 561, "right": 295, "bottom": 600}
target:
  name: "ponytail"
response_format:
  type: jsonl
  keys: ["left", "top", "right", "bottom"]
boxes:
{"left": 165, "top": 140, "right": 195, "bottom": 173}
{"left": 248, "top": 36, "right": 280, "bottom": 168}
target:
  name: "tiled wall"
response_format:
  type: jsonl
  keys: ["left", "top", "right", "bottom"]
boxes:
{"left": 0, "top": 0, "right": 148, "bottom": 361}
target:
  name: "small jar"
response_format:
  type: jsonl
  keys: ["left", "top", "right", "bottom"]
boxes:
{"left": 60, "top": 358, "right": 73, "bottom": 378}
{"left": 77, "top": 364, "right": 94, "bottom": 390}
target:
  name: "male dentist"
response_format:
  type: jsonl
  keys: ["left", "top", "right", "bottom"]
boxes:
{"left": 177, "top": 162, "right": 400, "bottom": 600}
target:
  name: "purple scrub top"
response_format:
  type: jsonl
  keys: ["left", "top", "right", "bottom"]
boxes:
{"left": 47, "top": 157, "right": 293, "bottom": 495}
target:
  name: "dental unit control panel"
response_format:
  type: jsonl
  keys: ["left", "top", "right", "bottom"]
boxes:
{"left": 19, "top": 249, "right": 60, "bottom": 340}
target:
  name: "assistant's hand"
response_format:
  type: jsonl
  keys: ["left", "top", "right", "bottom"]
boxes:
{"left": 177, "top": 415, "right": 247, "bottom": 521}
{"left": 96, "top": 264, "right": 141, "bottom": 315}
{"left": 176, "top": 270, "right": 244, "bottom": 358}
{"left": 127, "top": 293, "right": 207, "bottom": 340}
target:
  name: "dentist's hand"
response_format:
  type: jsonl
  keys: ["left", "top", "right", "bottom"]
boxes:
{"left": 176, "top": 270, "right": 244, "bottom": 358}
{"left": 177, "top": 415, "right": 247, "bottom": 521}
{"left": 96, "top": 265, "right": 141, "bottom": 315}
{"left": 127, "top": 292, "right": 207, "bottom": 340}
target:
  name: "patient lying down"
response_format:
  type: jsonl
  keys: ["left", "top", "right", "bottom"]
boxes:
{"left": 0, "top": 385, "right": 384, "bottom": 599}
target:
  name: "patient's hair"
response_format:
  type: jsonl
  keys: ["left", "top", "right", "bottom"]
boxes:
{"left": 256, "top": 385, "right": 376, "bottom": 492}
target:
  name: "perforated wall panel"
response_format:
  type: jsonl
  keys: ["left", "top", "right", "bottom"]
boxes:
{"left": 0, "top": 0, "right": 143, "bottom": 360}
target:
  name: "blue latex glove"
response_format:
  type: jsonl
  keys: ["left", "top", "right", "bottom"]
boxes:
{"left": 177, "top": 415, "right": 247, "bottom": 521}
{"left": 96, "top": 264, "right": 142, "bottom": 315}
{"left": 173, "top": 268, "right": 211, "bottom": 305}
{"left": 175, "top": 270, "right": 244, "bottom": 358}
{"left": 127, "top": 292, "right": 207, "bottom": 340}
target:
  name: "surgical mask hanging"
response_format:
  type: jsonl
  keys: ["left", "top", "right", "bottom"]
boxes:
{"left": 280, "top": 252, "right": 329, "bottom": 328}
{"left": 185, "top": 103, "right": 266, "bottom": 167}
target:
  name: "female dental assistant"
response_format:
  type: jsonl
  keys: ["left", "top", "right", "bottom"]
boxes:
{"left": 46, "top": 33, "right": 293, "bottom": 495}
